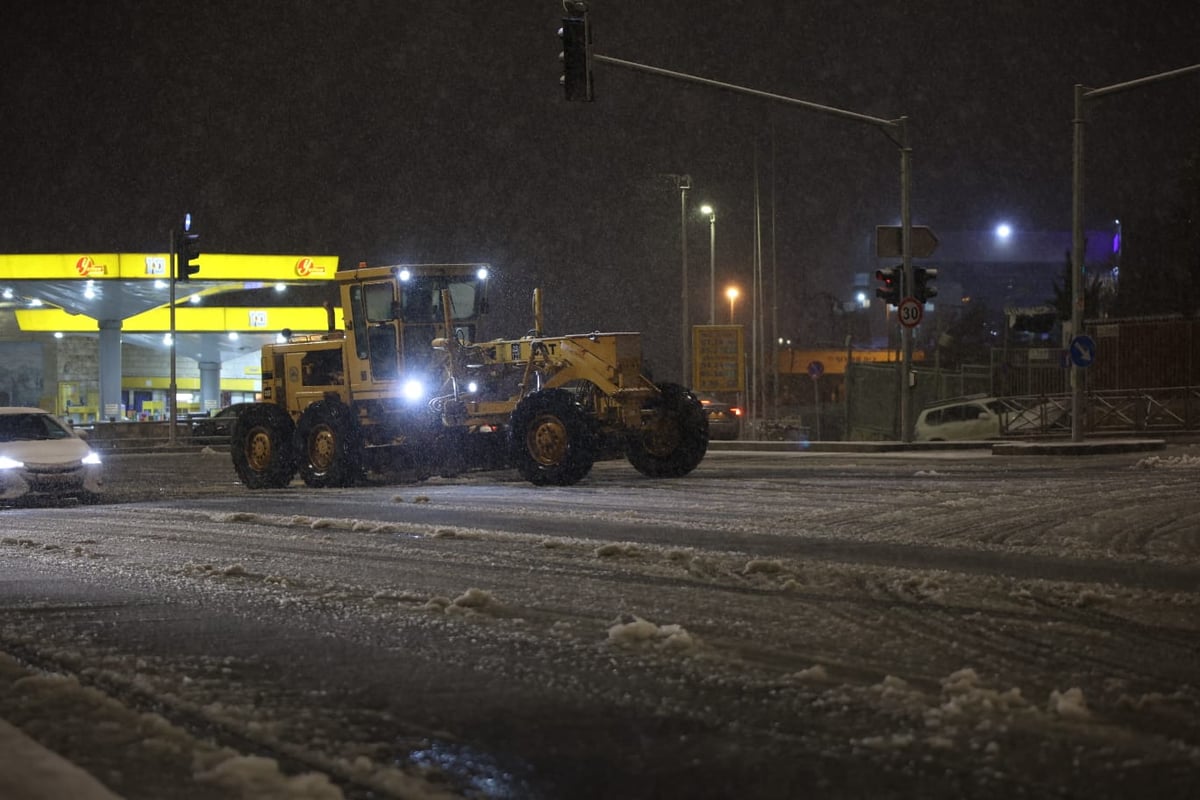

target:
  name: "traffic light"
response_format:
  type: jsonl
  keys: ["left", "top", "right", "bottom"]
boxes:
{"left": 913, "top": 266, "right": 938, "bottom": 303}
{"left": 875, "top": 266, "right": 902, "bottom": 306}
{"left": 558, "top": 8, "right": 593, "bottom": 102}
{"left": 177, "top": 227, "right": 200, "bottom": 280}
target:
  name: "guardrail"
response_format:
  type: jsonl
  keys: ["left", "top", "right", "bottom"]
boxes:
{"left": 80, "top": 421, "right": 200, "bottom": 451}
{"left": 998, "top": 388, "right": 1200, "bottom": 434}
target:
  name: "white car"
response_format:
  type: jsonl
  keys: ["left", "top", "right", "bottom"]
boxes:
{"left": 915, "top": 395, "right": 1069, "bottom": 441}
{"left": 0, "top": 407, "right": 104, "bottom": 504}
{"left": 915, "top": 397, "right": 1006, "bottom": 441}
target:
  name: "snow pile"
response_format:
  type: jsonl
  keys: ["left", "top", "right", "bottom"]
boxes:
{"left": 607, "top": 615, "right": 701, "bottom": 653}
{"left": 594, "top": 542, "right": 640, "bottom": 558}
{"left": 1134, "top": 453, "right": 1200, "bottom": 469}
{"left": 788, "top": 664, "right": 829, "bottom": 682}
{"left": 180, "top": 562, "right": 260, "bottom": 580}
{"left": 424, "top": 587, "right": 501, "bottom": 616}
{"left": 742, "top": 559, "right": 785, "bottom": 575}
{"left": 1048, "top": 686, "right": 1091, "bottom": 720}
{"left": 936, "top": 667, "right": 1028, "bottom": 718}
{"left": 195, "top": 754, "right": 343, "bottom": 799}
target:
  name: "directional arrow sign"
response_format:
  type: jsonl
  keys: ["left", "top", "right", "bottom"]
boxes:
{"left": 1069, "top": 334, "right": 1096, "bottom": 368}
{"left": 875, "top": 225, "right": 939, "bottom": 259}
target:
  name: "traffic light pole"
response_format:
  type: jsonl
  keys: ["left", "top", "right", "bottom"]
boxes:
{"left": 898, "top": 119, "right": 915, "bottom": 442}
{"left": 582, "top": 52, "right": 915, "bottom": 437}
{"left": 168, "top": 226, "right": 178, "bottom": 445}
{"left": 1069, "top": 63, "right": 1200, "bottom": 443}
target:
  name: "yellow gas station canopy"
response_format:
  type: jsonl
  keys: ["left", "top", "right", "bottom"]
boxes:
{"left": 0, "top": 252, "right": 338, "bottom": 281}
{"left": 1, "top": 252, "right": 342, "bottom": 333}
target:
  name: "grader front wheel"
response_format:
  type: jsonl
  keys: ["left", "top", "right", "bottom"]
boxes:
{"left": 626, "top": 382, "right": 709, "bottom": 478}
{"left": 509, "top": 389, "right": 597, "bottom": 486}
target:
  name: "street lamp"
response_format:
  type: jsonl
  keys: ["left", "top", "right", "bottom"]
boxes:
{"left": 700, "top": 204, "right": 716, "bottom": 324}
{"left": 726, "top": 286, "right": 739, "bottom": 323}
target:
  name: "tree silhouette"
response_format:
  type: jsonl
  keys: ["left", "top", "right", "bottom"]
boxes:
{"left": 1049, "top": 246, "right": 1112, "bottom": 322}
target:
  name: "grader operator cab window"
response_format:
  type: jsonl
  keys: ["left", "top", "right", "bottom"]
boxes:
{"left": 399, "top": 275, "right": 482, "bottom": 342}
{"left": 364, "top": 282, "right": 396, "bottom": 322}
{"left": 352, "top": 281, "right": 400, "bottom": 381}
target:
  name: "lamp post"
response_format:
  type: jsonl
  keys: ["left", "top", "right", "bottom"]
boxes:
{"left": 660, "top": 174, "right": 691, "bottom": 384}
{"left": 726, "top": 286, "right": 739, "bottom": 324}
{"left": 700, "top": 204, "right": 716, "bottom": 324}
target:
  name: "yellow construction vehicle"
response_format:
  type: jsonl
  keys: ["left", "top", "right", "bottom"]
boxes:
{"left": 230, "top": 263, "right": 708, "bottom": 487}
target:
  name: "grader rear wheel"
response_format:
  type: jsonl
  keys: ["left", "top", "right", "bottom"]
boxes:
{"left": 295, "top": 400, "right": 362, "bottom": 488}
{"left": 231, "top": 404, "right": 297, "bottom": 489}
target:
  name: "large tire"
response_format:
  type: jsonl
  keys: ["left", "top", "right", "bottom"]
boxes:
{"left": 231, "top": 404, "right": 297, "bottom": 489}
{"left": 294, "top": 400, "right": 362, "bottom": 488}
{"left": 626, "top": 382, "right": 709, "bottom": 478}
{"left": 509, "top": 389, "right": 597, "bottom": 486}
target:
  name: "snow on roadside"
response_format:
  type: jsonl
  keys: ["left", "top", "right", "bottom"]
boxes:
{"left": 1134, "top": 454, "right": 1200, "bottom": 469}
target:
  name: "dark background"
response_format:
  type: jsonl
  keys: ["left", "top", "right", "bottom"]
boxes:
{"left": 2, "top": 1, "right": 1198, "bottom": 380}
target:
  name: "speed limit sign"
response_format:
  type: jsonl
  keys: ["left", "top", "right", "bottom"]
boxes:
{"left": 897, "top": 296, "right": 924, "bottom": 328}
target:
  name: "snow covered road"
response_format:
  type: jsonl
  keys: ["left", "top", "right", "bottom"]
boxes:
{"left": 1, "top": 446, "right": 1198, "bottom": 799}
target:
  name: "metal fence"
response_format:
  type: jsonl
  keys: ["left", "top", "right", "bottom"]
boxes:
{"left": 847, "top": 355, "right": 1200, "bottom": 439}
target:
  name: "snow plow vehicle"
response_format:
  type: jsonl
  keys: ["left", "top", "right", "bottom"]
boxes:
{"left": 230, "top": 263, "right": 708, "bottom": 488}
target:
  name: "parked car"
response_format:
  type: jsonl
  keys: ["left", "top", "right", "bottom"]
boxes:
{"left": 191, "top": 403, "right": 254, "bottom": 444}
{"left": 912, "top": 395, "right": 1075, "bottom": 443}
{"left": 915, "top": 397, "right": 1005, "bottom": 441}
{"left": 0, "top": 406, "right": 103, "bottom": 504}
{"left": 698, "top": 395, "right": 743, "bottom": 440}
{"left": 914, "top": 395, "right": 1068, "bottom": 441}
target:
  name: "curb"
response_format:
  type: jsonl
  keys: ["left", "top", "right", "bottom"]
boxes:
{"left": 708, "top": 439, "right": 1170, "bottom": 456}
{"left": 991, "top": 439, "right": 1167, "bottom": 456}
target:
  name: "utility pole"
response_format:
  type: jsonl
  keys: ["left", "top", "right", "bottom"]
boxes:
{"left": 679, "top": 175, "right": 690, "bottom": 385}
{"left": 1069, "top": 62, "right": 1200, "bottom": 442}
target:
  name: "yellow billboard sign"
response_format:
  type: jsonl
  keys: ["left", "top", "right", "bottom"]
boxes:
{"left": 692, "top": 325, "right": 744, "bottom": 392}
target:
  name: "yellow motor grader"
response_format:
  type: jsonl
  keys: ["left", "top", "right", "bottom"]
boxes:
{"left": 230, "top": 263, "right": 708, "bottom": 488}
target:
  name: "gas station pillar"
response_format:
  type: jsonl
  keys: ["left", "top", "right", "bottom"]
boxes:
{"left": 98, "top": 319, "right": 124, "bottom": 421}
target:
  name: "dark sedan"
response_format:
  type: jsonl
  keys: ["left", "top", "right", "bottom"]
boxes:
{"left": 190, "top": 403, "right": 254, "bottom": 444}
{"left": 698, "top": 396, "right": 742, "bottom": 440}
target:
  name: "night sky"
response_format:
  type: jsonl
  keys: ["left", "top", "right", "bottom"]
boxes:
{"left": 3, "top": 1, "right": 1198, "bottom": 379}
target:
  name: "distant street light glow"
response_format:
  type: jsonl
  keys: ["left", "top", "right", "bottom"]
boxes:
{"left": 995, "top": 223, "right": 1013, "bottom": 240}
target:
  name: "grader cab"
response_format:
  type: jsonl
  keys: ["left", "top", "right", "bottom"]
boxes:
{"left": 231, "top": 263, "right": 708, "bottom": 488}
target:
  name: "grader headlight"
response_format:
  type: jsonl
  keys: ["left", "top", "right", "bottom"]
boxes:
{"left": 402, "top": 378, "right": 426, "bottom": 403}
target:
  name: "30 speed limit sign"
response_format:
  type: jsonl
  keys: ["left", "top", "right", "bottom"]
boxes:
{"left": 897, "top": 296, "right": 924, "bottom": 328}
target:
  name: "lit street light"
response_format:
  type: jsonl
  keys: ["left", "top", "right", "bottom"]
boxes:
{"left": 726, "top": 286, "right": 739, "bottom": 323}
{"left": 700, "top": 204, "right": 716, "bottom": 324}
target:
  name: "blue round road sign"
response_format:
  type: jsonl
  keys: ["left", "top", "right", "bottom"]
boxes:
{"left": 807, "top": 360, "right": 824, "bottom": 379}
{"left": 1069, "top": 334, "right": 1096, "bottom": 368}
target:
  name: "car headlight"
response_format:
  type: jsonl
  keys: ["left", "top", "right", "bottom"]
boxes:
{"left": 0, "top": 455, "right": 23, "bottom": 470}
{"left": 82, "top": 452, "right": 102, "bottom": 466}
